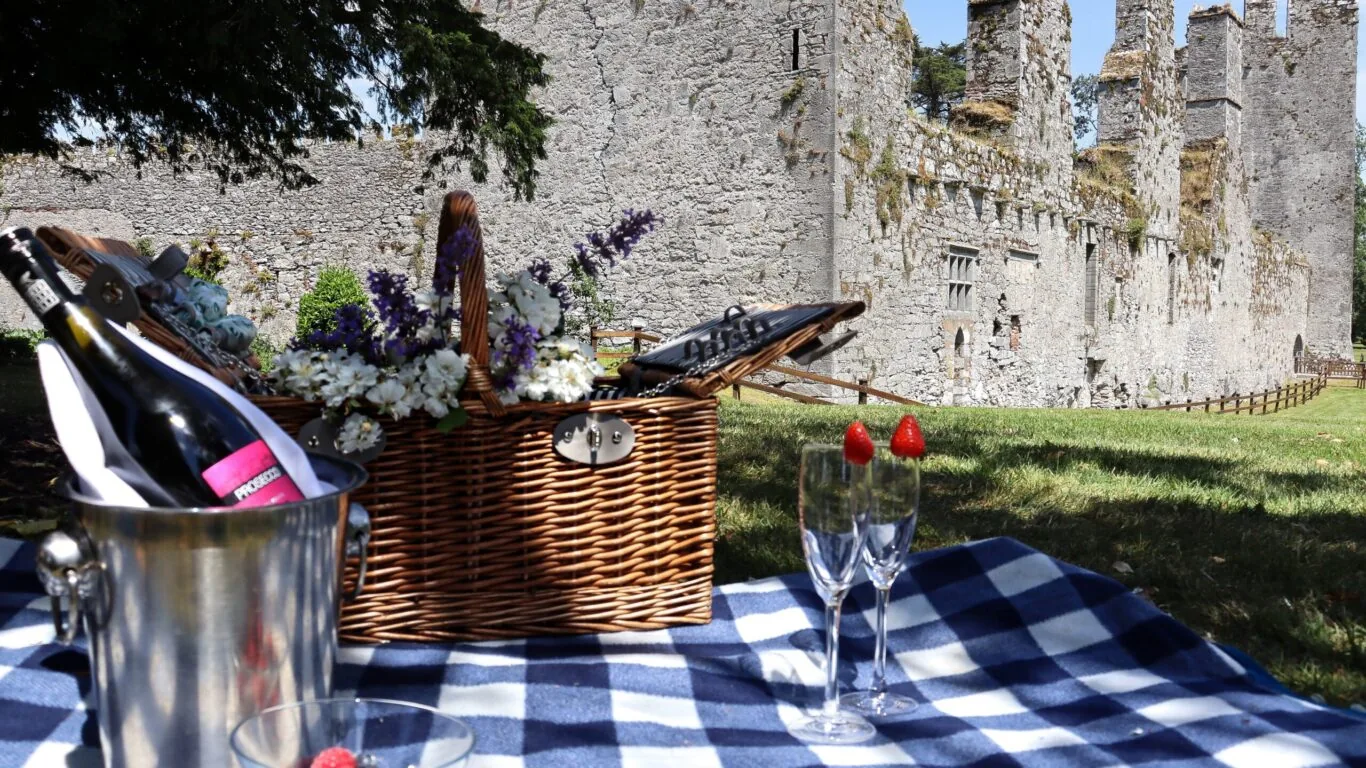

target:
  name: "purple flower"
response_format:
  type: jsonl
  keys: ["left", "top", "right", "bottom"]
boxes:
{"left": 491, "top": 315, "right": 541, "bottom": 391}
{"left": 297, "top": 303, "right": 382, "bottom": 363}
{"left": 528, "top": 257, "right": 573, "bottom": 312}
{"left": 368, "top": 269, "right": 430, "bottom": 356}
{"left": 573, "top": 209, "right": 659, "bottom": 279}
{"left": 436, "top": 225, "right": 477, "bottom": 300}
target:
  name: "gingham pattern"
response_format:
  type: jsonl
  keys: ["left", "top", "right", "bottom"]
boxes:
{"left": 1, "top": 535, "right": 1363, "bottom": 767}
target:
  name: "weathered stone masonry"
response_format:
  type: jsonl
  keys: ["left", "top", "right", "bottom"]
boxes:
{"left": 0, "top": 0, "right": 1355, "bottom": 407}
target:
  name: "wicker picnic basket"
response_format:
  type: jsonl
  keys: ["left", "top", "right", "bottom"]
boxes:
{"left": 35, "top": 193, "right": 864, "bottom": 643}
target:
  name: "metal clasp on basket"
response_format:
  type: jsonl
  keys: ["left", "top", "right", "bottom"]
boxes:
{"left": 36, "top": 529, "right": 103, "bottom": 645}
{"left": 554, "top": 413, "right": 635, "bottom": 466}
{"left": 345, "top": 503, "right": 371, "bottom": 602}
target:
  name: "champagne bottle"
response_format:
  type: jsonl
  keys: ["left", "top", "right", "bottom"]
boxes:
{"left": 0, "top": 227, "right": 304, "bottom": 508}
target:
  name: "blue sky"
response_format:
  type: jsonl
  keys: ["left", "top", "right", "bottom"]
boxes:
{"left": 904, "top": 0, "right": 1365, "bottom": 124}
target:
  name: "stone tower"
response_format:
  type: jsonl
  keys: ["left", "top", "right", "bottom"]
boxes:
{"left": 957, "top": 0, "right": 1075, "bottom": 185}
{"left": 1098, "top": 0, "right": 1183, "bottom": 240}
{"left": 1243, "top": 0, "right": 1359, "bottom": 355}
{"left": 1184, "top": 6, "right": 1244, "bottom": 148}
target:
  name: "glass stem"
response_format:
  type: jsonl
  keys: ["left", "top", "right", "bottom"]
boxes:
{"left": 823, "top": 598, "right": 843, "bottom": 720}
{"left": 871, "top": 585, "right": 890, "bottom": 697}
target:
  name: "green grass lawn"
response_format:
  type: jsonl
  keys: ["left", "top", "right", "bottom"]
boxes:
{"left": 714, "top": 386, "right": 1366, "bottom": 705}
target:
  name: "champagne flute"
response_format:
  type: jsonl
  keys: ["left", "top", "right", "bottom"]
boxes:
{"left": 841, "top": 443, "right": 920, "bottom": 717}
{"left": 790, "top": 444, "right": 876, "bottom": 744}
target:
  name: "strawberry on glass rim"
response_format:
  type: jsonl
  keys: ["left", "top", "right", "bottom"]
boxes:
{"left": 889, "top": 414, "right": 925, "bottom": 459}
{"left": 843, "top": 421, "right": 876, "bottom": 465}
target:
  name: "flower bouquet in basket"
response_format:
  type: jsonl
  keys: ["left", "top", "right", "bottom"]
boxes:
{"left": 269, "top": 202, "right": 658, "bottom": 456}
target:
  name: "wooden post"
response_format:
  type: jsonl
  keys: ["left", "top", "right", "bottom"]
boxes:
{"left": 1261, "top": 392, "right": 1268, "bottom": 415}
{"left": 732, "top": 383, "right": 741, "bottom": 401}
{"left": 1219, "top": 396, "right": 1226, "bottom": 414}
{"left": 632, "top": 333, "right": 642, "bottom": 356}
{"left": 1185, "top": 398, "right": 1192, "bottom": 412}
{"left": 589, "top": 326, "right": 598, "bottom": 361}
{"left": 858, "top": 379, "right": 869, "bottom": 406}
{"left": 1205, "top": 399, "right": 1211, "bottom": 413}
{"left": 1234, "top": 393, "right": 1241, "bottom": 414}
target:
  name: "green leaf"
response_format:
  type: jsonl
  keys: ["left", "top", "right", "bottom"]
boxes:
{"left": 435, "top": 408, "right": 469, "bottom": 433}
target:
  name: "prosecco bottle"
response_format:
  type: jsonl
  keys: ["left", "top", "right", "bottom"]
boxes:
{"left": 0, "top": 227, "right": 304, "bottom": 508}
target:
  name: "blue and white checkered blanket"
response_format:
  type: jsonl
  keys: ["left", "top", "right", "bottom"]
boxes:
{"left": 1, "top": 536, "right": 1363, "bottom": 767}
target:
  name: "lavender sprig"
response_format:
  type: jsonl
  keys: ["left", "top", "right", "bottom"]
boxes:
{"left": 491, "top": 315, "right": 541, "bottom": 391}
{"left": 527, "top": 256, "right": 572, "bottom": 312}
{"left": 368, "top": 269, "right": 431, "bottom": 357}
{"left": 572, "top": 209, "right": 659, "bottom": 279}
{"left": 436, "top": 225, "right": 477, "bottom": 300}
{"left": 297, "top": 304, "right": 382, "bottom": 363}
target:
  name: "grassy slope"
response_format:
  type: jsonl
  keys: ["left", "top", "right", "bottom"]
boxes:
{"left": 714, "top": 386, "right": 1366, "bottom": 704}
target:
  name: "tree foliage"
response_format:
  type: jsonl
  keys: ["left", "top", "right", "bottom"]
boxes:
{"left": 1071, "top": 73, "right": 1100, "bottom": 148}
{"left": 911, "top": 38, "right": 966, "bottom": 122}
{"left": 0, "top": 0, "right": 552, "bottom": 197}
{"left": 1353, "top": 123, "right": 1366, "bottom": 343}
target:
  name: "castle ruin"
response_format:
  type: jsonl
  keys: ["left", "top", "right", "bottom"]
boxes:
{"left": 0, "top": 0, "right": 1357, "bottom": 407}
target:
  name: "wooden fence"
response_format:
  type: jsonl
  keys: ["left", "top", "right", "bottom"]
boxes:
{"left": 590, "top": 328, "right": 924, "bottom": 406}
{"left": 1295, "top": 357, "right": 1366, "bottom": 388}
{"left": 1145, "top": 373, "right": 1329, "bottom": 414}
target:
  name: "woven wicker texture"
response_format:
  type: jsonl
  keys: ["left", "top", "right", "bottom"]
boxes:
{"left": 253, "top": 394, "right": 718, "bottom": 642}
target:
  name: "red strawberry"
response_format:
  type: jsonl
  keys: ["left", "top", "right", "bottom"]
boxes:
{"left": 890, "top": 414, "right": 925, "bottom": 459}
{"left": 310, "top": 747, "right": 358, "bottom": 768}
{"left": 843, "top": 421, "right": 875, "bottom": 466}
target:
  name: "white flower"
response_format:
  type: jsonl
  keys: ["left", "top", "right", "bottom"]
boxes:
{"left": 491, "top": 270, "right": 561, "bottom": 336}
{"left": 319, "top": 353, "right": 380, "bottom": 409}
{"left": 559, "top": 358, "right": 596, "bottom": 397}
{"left": 335, "top": 414, "right": 382, "bottom": 455}
{"left": 424, "top": 348, "right": 468, "bottom": 385}
{"left": 396, "top": 362, "right": 423, "bottom": 387}
{"left": 283, "top": 353, "right": 326, "bottom": 400}
{"left": 414, "top": 289, "right": 453, "bottom": 318}
{"left": 365, "top": 378, "right": 408, "bottom": 418}
{"left": 420, "top": 393, "right": 450, "bottom": 419}
{"left": 415, "top": 321, "right": 440, "bottom": 344}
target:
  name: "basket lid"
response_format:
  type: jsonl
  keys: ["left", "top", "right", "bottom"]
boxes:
{"left": 34, "top": 226, "right": 257, "bottom": 390}
{"left": 615, "top": 301, "right": 865, "bottom": 399}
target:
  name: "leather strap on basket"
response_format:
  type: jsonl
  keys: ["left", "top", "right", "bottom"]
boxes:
{"left": 438, "top": 191, "right": 507, "bottom": 418}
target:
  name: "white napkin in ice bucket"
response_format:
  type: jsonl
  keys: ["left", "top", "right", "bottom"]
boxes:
{"left": 38, "top": 323, "right": 324, "bottom": 508}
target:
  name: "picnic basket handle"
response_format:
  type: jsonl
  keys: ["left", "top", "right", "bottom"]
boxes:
{"left": 439, "top": 191, "right": 506, "bottom": 418}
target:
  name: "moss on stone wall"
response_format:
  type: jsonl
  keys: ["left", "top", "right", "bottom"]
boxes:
{"left": 1075, "top": 143, "right": 1139, "bottom": 217}
{"left": 841, "top": 117, "right": 873, "bottom": 176}
{"left": 950, "top": 100, "right": 1017, "bottom": 140}
{"left": 872, "top": 139, "right": 908, "bottom": 229}
{"left": 1179, "top": 139, "right": 1227, "bottom": 260}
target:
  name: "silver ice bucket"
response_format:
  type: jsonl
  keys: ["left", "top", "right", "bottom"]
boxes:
{"left": 35, "top": 454, "right": 371, "bottom": 768}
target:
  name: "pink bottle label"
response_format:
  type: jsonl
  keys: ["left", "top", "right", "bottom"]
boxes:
{"left": 202, "top": 440, "right": 305, "bottom": 508}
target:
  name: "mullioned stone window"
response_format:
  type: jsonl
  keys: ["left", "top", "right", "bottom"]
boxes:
{"left": 946, "top": 246, "right": 978, "bottom": 313}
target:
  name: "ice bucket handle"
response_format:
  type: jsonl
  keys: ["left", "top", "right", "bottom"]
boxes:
{"left": 345, "top": 502, "right": 371, "bottom": 602}
{"left": 36, "top": 529, "right": 100, "bottom": 645}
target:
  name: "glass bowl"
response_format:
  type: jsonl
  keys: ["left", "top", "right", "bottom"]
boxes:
{"left": 230, "top": 698, "right": 475, "bottom": 768}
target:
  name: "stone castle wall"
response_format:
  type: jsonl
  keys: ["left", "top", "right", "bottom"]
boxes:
{"left": 1243, "top": 0, "right": 1359, "bottom": 357}
{"left": 0, "top": 0, "right": 1351, "bottom": 407}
